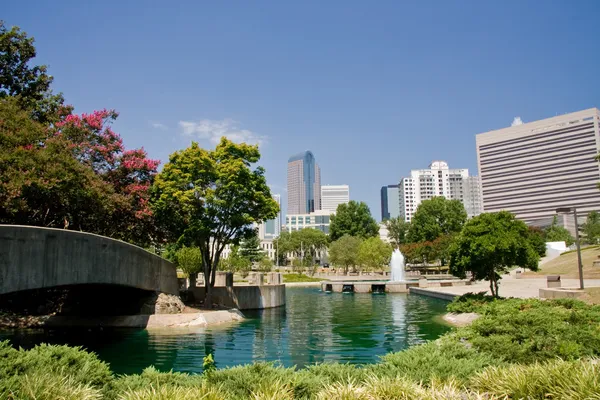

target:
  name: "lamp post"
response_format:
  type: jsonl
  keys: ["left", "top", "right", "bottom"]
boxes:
{"left": 556, "top": 207, "right": 584, "bottom": 289}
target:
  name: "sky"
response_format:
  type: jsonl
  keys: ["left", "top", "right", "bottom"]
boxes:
{"left": 4, "top": 1, "right": 600, "bottom": 220}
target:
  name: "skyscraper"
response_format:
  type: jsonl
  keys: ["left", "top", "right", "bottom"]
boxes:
{"left": 258, "top": 194, "right": 281, "bottom": 240}
{"left": 321, "top": 185, "right": 349, "bottom": 213}
{"left": 380, "top": 185, "right": 400, "bottom": 221}
{"left": 398, "top": 161, "right": 482, "bottom": 222}
{"left": 476, "top": 108, "right": 600, "bottom": 225}
{"left": 287, "top": 151, "right": 321, "bottom": 214}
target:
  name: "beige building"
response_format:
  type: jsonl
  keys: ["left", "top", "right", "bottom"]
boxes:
{"left": 476, "top": 108, "right": 600, "bottom": 225}
{"left": 320, "top": 184, "right": 349, "bottom": 213}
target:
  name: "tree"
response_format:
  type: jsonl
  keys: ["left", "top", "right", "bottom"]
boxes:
{"left": 385, "top": 217, "right": 410, "bottom": 246}
{"left": 257, "top": 257, "right": 273, "bottom": 273}
{"left": 431, "top": 234, "right": 456, "bottom": 266}
{"left": 239, "top": 230, "right": 265, "bottom": 263}
{"left": 582, "top": 211, "right": 600, "bottom": 244}
{"left": 328, "top": 235, "right": 362, "bottom": 274}
{"left": 527, "top": 226, "right": 547, "bottom": 258}
{"left": 329, "top": 200, "right": 379, "bottom": 241}
{"left": 220, "top": 245, "right": 252, "bottom": 278}
{"left": 449, "top": 211, "right": 539, "bottom": 297}
{"left": 175, "top": 246, "right": 203, "bottom": 289}
{"left": 273, "top": 231, "right": 294, "bottom": 265}
{"left": 0, "top": 21, "right": 66, "bottom": 123}
{"left": 357, "top": 237, "right": 393, "bottom": 273}
{"left": 151, "top": 138, "right": 279, "bottom": 306}
{"left": 544, "top": 215, "right": 575, "bottom": 246}
{"left": 407, "top": 197, "right": 467, "bottom": 243}
{"left": 293, "top": 228, "right": 328, "bottom": 265}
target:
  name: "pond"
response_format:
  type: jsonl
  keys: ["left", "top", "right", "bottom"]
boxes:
{"left": 0, "top": 287, "right": 451, "bottom": 374}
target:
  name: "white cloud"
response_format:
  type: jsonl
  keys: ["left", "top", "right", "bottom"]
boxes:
{"left": 178, "top": 119, "right": 267, "bottom": 146}
{"left": 150, "top": 121, "right": 168, "bottom": 130}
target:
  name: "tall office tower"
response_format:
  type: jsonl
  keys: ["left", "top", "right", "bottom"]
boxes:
{"left": 380, "top": 184, "right": 400, "bottom": 220}
{"left": 398, "top": 161, "right": 474, "bottom": 222}
{"left": 463, "top": 176, "right": 483, "bottom": 219}
{"left": 258, "top": 194, "right": 281, "bottom": 240}
{"left": 287, "top": 151, "right": 321, "bottom": 214}
{"left": 476, "top": 108, "right": 600, "bottom": 227}
{"left": 321, "top": 185, "right": 350, "bottom": 213}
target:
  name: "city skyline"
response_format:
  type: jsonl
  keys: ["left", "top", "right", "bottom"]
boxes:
{"left": 4, "top": 2, "right": 600, "bottom": 219}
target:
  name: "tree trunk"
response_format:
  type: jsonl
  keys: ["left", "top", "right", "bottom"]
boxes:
{"left": 188, "top": 273, "right": 197, "bottom": 290}
{"left": 488, "top": 270, "right": 496, "bottom": 297}
{"left": 203, "top": 267, "right": 212, "bottom": 309}
{"left": 493, "top": 278, "right": 499, "bottom": 298}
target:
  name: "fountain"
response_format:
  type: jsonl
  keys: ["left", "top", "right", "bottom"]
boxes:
{"left": 390, "top": 248, "right": 405, "bottom": 282}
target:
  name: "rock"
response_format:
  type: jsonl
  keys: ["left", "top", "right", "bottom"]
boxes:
{"left": 443, "top": 312, "right": 480, "bottom": 327}
{"left": 140, "top": 292, "right": 185, "bottom": 314}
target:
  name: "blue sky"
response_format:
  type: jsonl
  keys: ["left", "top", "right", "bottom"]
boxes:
{"left": 5, "top": 1, "right": 600, "bottom": 220}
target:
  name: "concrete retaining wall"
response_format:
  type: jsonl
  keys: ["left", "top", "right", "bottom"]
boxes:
{"left": 190, "top": 284, "right": 285, "bottom": 310}
{"left": 409, "top": 287, "right": 457, "bottom": 301}
{"left": 0, "top": 225, "right": 179, "bottom": 295}
{"left": 539, "top": 287, "right": 586, "bottom": 300}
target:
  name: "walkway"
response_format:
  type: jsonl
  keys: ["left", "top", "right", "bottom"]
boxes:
{"left": 416, "top": 275, "right": 600, "bottom": 299}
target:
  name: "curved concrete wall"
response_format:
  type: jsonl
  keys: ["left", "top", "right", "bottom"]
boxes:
{"left": 0, "top": 225, "right": 179, "bottom": 295}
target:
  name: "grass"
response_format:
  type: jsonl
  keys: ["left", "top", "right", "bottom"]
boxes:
{"left": 524, "top": 245, "right": 600, "bottom": 279}
{"left": 282, "top": 273, "right": 323, "bottom": 283}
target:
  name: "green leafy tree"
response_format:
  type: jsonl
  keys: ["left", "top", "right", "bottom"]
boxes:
{"left": 582, "top": 211, "right": 600, "bottom": 245}
{"left": 328, "top": 235, "right": 363, "bottom": 274}
{"left": 449, "top": 211, "right": 540, "bottom": 297}
{"left": 431, "top": 234, "right": 456, "bottom": 266}
{"left": 527, "top": 226, "right": 547, "bottom": 258}
{"left": 239, "top": 230, "right": 264, "bottom": 263}
{"left": 329, "top": 200, "right": 379, "bottom": 241}
{"left": 257, "top": 256, "right": 273, "bottom": 273}
{"left": 293, "top": 228, "right": 328, "bottom": 265}
{"left": 273, "top": 231, "right": 294, "bottom": 265}
{"left": 220, "top": 245, "right": 252, "bottom": 277}
{"left": 544, "top": 215, "right": 575, "bottom": 246}
{"left": 0, "top": 21, "right": 66, "bottom": 123}
{"left": 407, "top": 197, "right": 467, "bottom": 243}
{"left": 357, "top": 237, "right": 393, "bottom": 273}
{"left": 151, "top": 139, "right": 279, "bottom": 306}
{"left": 385, "top": 217, "right": 410, "bottom": 246}
{"left": 175, "top": 246, "right": 203, "bottom": 289}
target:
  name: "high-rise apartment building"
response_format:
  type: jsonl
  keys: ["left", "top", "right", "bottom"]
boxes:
{"left": 258, "top": 194, "right": 281, "bottom": 240}
{"left": 380, "top": 185, "right": 400, "bottom": 221}
{"left": 463, "top": 176, "right": 483, "bottom": 219}
{"left": 321, "top": 185, "right": 349, "bottom": 213}
{"left": 476, "top": 108, "right": 600, "bottom": 225}
{"left": 287, "top": 151, "right": 321, "bottom": 214}
{"left": 398, "top": 161, "right": 482, "bottom": 222}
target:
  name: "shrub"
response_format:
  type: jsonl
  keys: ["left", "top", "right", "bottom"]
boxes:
{"left": 112, "top": 366, "right": 204, "bottom": 394}
{"left": 118, "top": 383, "right": 225, "bottom": 400}
{"left": 446, "top": 292, "right": 501, "bottom": 314}
{"left": 470, "top": 358, "right": 600, "bottom": 400}
{"left": 371, "top": 339, "right": 500, "bottom": 384}
{"left": 0, "top": 373, "right": 103, "bottom": 400}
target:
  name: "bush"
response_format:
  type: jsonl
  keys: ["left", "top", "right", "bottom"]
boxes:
{"left": 371, "top": 339, "right": 500, "bottom": 384}
{"left": 1, "top": 373, "right": 103, "bottom": 400}
{"left": 470, "top": 358, "right": 600, "bottom": 399}
{"left": 446, "top": 292, "right": 501, "bottom": 314}
{"left": 112, "top": 366, "right": 204, "bottom": 394}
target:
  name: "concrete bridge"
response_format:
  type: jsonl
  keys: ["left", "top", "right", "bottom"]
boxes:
{"left": 0, "top": 225, "right": 179, "bottom": 296}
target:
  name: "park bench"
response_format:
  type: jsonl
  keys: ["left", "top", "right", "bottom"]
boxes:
{"left": 547, "top": 275, "right": 561, "bottom": 288}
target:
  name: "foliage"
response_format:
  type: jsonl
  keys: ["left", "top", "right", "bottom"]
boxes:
{"left": 582, "top": 210, "right": 600, "bottom": 244}
{"left": 544, "top": 215, "right": 575, "bottom": 246}
{"left": 151, "top": 139, "right": 279, "bottom": 305}
{"left": 371, "top": 339, "right": 500, "bottom": 384}
{"left": 112, "top": 366, "right": 203, "bottom": 393}
{"left": 384, "top": 217, "right": 410, "bottom": 246}
{"left": 239, "top": 230, "right": 265, "bottom": 263}
{"left": 527, "top": 226, "right": 547, "bottom": 258}
{"left": 329, "top": 201, "right": 379, "bottom": 241}
{"left": 203, "top": 354, "right": 217, "bottom": 374}
{"left": 1, "top": 373, "right": 103, "bottom": 400}
{"left": 449, "top": 211, "right": 540, "bottom": 297}
{"left": 357, "top": 237, "right": 392, "bottom": 272}
{"left": 273, "top": 229, "right": 328, "bottom": 267}
{"left": 448, "top": 297, "right": 600, "bottom": 363}
{"left": 0, "top": 21, "right": 66, "bottom": 123}
{"left": 407, "top": 197, "right": 467, "bottom": 243}
{"left": 282, "top": 273, "right": 322, "bottom": 283}
{"left": 175, "top": 246, "right": 203, "bottom": 279}
{"left": 446, "top": 292, "right": 501, "bottom": 314}
{"left": 328, "top": 235, "right": 362, "bottom": 274}
{"left": 219, "top": 246, "right": 252, "bottom": 277}
{"left": 400, "top": 235, "right": 455, "bottom": 266}
{"left": 470, "top": 358, "right": 600, "bottom": 400}
{"left": 258, "top": 257, "right": 274, "bottom": 272}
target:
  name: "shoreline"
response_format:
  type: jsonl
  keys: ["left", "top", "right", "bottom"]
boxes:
{"left": 284, "top": 282, "right": 323, "bottom": 287}
{"left": 0, "top": 309, "right": 245, "bottom": 329}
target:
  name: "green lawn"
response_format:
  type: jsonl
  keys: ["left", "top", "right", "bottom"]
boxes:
{"left": 282, "top": 273, "right": 323, "bottom": 283}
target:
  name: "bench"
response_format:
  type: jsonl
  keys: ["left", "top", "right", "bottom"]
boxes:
{"left": 547, "top": 275, "right": 561, "bottom": 288}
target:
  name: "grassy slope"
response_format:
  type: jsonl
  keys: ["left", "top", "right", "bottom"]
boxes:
{"left": 524, "top": 246, "right": 600, "bottom": 279}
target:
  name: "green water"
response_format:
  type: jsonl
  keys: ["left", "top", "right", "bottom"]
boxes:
{"left": 1, "top": 288, "right": 451, "bottom": 374}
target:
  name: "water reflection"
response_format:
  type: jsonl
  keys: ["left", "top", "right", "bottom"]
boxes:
{"left": 0, "top": 288, "right": 450, "bottom": 374}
